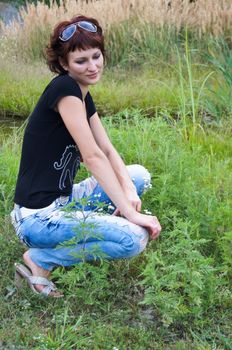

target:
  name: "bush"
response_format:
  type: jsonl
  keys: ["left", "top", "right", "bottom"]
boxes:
{"left": 141, "top": 218, "right": 221, "bottom": 327}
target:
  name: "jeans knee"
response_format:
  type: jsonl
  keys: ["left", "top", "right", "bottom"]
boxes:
{"left": 127, "top": 164, "right": 151, "bottom": 195}
{"left": 121, "top": 229, "right": 149, "bottom": 257}
{"left": 137, "top": 229, "right": 149, "bottom": 253}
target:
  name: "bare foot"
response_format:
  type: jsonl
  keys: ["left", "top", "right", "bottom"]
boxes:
{"left": 23, "top": 251, "right": 63, "bottom": 297}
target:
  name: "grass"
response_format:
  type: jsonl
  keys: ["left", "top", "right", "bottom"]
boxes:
{"left": 1, "top": 0, "right": 232, "bottom": 122}
{"left": 0, "top": 114, "right": 231, "bottom": 349}
{"left": 0, "top": 51, "right": 230, "bottom": 121}
{"left": 1, "top": 23, "right": 232, "bottom": 122}
{"left": 1, "top": 0, "right": 232, "bottom": 63}
{"left": 0, "top": 61, "right": 51, "bottom": 118}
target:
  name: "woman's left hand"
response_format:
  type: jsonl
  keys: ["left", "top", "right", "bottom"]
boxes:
{"left": 113, "top": 190, "right": 141, "bottom": 216}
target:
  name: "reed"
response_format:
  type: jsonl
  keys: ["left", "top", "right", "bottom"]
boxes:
{"left": 0, "top": 0, "right": 231, "bottom": 63}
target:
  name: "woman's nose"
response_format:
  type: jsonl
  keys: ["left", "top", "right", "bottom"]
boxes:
{"left": 87, "top": 60, "right": 97, "bottom": 71}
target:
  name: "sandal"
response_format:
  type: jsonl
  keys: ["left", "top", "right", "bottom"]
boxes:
{"left": 14, "top": 263, "right": 63, "bottom": 298}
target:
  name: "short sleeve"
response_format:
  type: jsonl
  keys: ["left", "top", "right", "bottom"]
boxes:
{"left": 85, "top": 92, "right": 96, "bottom": 119}
{"left": 47, "top": 75, "right": 83, "bottom": 110}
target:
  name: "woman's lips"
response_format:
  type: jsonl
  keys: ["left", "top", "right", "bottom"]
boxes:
{"left": 87, "top": 72, "right": 98, "bottom": 79}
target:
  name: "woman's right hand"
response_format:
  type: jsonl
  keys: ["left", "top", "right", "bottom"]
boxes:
{"left": 126, "top": 211, "right": 162, "bottom": 240}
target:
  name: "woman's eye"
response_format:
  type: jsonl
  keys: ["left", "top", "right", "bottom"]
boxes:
{"left": 76, "top": 61, "right": 85, "bottom": 64}
{"left": 93, "top": 54, "right": 101, "bottom": 59}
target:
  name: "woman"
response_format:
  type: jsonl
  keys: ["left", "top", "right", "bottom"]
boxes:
{"left": 11, "top": 15, "right": 162, "bottom": 297}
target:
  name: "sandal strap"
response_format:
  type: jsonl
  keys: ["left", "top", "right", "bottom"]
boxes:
{"left": 28, "top": 276, "right": 56, "bottom": 290}
{"left": 40, "top": 284, "right": 56, "bottom": 296}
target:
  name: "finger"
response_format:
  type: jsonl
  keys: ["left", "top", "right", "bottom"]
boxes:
{"left": 150, "top": 230, "right": 160, "bottom": 240}
{"left": 148, "top": 222, "right": 162, "bottom": 239}
{"left": 153, "top": 218, "right": 161, "bottom": 229}
{"left": 151, "top": 226, "right": 162, "bottom": 239}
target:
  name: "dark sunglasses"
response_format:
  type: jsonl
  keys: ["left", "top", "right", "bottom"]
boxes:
{"left": 59, "top": 21, "right": 98, "bottom": 42}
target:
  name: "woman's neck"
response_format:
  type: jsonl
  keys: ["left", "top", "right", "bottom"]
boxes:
{"left": 78, "top": 83, "right": 89, "bottom": 99}
{"left": 67, "top": 73, "right": 89, "bottom": 99}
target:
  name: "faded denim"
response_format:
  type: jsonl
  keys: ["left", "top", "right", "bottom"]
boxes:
{"left": 11, "top": 164, "right": 151, "bottom": 271}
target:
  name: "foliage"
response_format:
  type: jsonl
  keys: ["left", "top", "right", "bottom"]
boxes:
{"left": 1, "top": 113, "right": 231, "bottom": 348}
{"left": 0, "top": 47, "right": 231, "bottom": 124}
{"left": 204, "top": 39, "right": 232, "bottom": 119}
{"left": 0, "top": 61, "right": 51, "bottom": 118}
{"left": 141, "top": 218, "right": 226, "bottom": 327}
{"left": 1, "top": 28, "right": 232, "bottom": 126}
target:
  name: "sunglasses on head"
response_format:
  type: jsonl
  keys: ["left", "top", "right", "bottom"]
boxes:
{"left": 59, "top": 20, "right": 98, "bottom": 42}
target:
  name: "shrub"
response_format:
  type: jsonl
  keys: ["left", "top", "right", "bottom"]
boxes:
{"left": 140, "top": 218, "right": 219, "bottom": 327}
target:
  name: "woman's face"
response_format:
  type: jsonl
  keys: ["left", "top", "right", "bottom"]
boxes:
{"left": 63, "top": 47, "right": 104, "bottom": 87}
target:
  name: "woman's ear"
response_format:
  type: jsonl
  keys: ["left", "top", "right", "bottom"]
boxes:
{"left": 59, "top": 57, "right": 68, "bottom": 71}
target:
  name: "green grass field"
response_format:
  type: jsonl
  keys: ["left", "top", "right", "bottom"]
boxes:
{"left": 1, "top": 113, "right": 231, "bottom": 349}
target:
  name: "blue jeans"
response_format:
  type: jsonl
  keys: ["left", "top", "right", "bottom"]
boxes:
{"left": 11, "top": 165, "right": 151, "bottom": 271}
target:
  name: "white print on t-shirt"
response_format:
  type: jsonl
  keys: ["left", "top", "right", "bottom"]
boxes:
{"left": 54, "top": 145, "right": 81, "bottom": 190}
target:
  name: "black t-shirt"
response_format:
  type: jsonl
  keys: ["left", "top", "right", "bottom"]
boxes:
{"left": 14, "top": 74, "right": 96, "bottom": 209}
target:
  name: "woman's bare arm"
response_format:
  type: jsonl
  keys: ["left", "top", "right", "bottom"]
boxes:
{"left": 57, "top": 96, "right": 161, "bottom": 238}
{"left": 90, "top": 113, "right": 141, "bottom": 212}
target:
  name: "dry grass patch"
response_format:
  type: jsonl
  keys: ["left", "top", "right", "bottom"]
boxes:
{"left": 0, "top": 0, "right": 231, "bottom": 62}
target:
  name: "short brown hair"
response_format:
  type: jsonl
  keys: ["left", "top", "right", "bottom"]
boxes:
{"left": 46, "top": 15, "right": 105, "bottom": 75}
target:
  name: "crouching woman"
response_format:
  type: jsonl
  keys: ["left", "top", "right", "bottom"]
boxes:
{"left": 11, "top": 15, "right": 162, "bottom": 297}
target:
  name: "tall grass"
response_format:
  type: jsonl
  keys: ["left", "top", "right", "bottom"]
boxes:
{"left": 0, "top": 60, "right": 51, "bottom": 117}
{"left": 204, "top": 39, "right": 232, "bottom": 119}
{"left": 1, "top": 0, "right": 231, "bottom": 126}
{"left": 0, "top": 0, "right": 232, "bottom": 63}
{"left": 0, "top": 55, "right": 208, "bottom": 117}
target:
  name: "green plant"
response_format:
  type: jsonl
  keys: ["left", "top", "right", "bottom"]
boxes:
{"left": 50, "top": 197, "right": 110, "bottom": 303}
{"left": 32, "top": 306, "right": 84, "bottom": 350}
{"left": 141, "top": 217, "right": 219, "bottom": 327}
{"left": 219, "top": 231, "right": 232, "bottom": 278}
{"left": 176, "top": 30, "right": 215, "bottom": 135}
{"left": 205, "top": 39, "right": 232, "bottom": 119}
